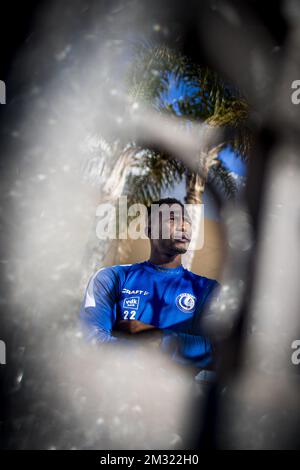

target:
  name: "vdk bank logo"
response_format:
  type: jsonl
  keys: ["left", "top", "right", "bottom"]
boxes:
{"left": 123, "top": 297, "right": 140, "bottom": 310}
{"left": 0, "top": 340, "right": 6, "bottom": 365}
{"left": 0, "top": 80, "right": 6, "bottom": 104}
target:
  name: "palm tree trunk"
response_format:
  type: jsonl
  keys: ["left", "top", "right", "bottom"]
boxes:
{"left": 182, "top": 171, "right": 205, "bottom": 271}
{"left": 182, "top": 143, "right": 223, "bottom": 271}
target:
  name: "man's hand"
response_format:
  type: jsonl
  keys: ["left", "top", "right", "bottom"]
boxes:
{"left": 116, "top": 319, "right": 156, "bottom": 335}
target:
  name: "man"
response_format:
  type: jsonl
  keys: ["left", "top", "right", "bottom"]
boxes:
{"left": 80, "top": 197, "right": 219, "bottom": 371}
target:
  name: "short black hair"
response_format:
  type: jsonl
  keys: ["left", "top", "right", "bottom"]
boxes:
{"left": 146, "top": 198, "right": 184, "bottom": 219}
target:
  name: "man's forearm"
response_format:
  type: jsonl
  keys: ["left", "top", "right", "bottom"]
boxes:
{"left": 115, "top": 320, "right": 157, "bottom": 335}
{"left": 161, "top": 330, "right": 213, "bottom": 367}
{"left": 80, "top": 319, "right": 118, "bottom": 343}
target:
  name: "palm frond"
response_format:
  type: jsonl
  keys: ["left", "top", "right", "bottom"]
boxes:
{"left": 207, "top": 159, "right": 239, "bottom": 198}
{"left": 125, "top": 44, "right": 250, "bottom": 203}
{"left": 124, "top": 150, "right": 185, "bottom": 206}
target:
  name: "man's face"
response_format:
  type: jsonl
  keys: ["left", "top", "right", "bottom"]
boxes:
{"left": 149, "top": 204, "right": 192, "bottom": 255}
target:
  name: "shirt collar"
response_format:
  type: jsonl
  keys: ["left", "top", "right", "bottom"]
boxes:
{"left": 143, "top": 260, "right": 184, "bottom": 275}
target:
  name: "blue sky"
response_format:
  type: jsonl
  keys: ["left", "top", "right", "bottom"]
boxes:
{"left": 218, "top": 147, "right": 246, "bottom": 176}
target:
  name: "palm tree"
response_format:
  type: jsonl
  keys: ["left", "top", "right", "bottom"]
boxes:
{"left": 80, "top": 44, "right": 250, "bottom": 280}
{"left": 122, "top": 44, "right": 250, "bottom": 268}
{"left": 79, "top": 137, "right": 137, "bottom": 290}
{"left": 125, "top": 44, "right": 250, "bottom": 203}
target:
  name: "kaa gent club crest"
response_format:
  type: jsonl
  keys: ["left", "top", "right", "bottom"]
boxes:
{"left": 176, "top": 293, "right": 196, "bottom": 313}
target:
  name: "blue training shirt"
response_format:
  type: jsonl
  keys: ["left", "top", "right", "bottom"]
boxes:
{"left": 80, "top": 261, "right": 220, "bottom": 368}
